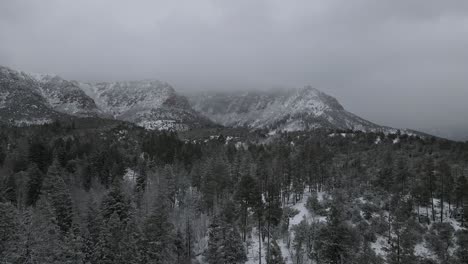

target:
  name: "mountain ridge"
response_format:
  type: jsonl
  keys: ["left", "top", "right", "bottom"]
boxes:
{"left": 188, "top": 86, "right": 414, "bottom": 135}
{"left": 0, "top": 65, "right": 212, "bottom": 130}
{"left": 0, "top": 65, "right": 423, "bottom": 136}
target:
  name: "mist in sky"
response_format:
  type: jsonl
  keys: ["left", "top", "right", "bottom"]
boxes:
{"left": 1, "top": 0, "right": 468, "bottom": 140}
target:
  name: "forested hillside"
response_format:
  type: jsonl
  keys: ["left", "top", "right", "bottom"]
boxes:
{"left": 0, "top": 121, "right": 467, "bottom": 264}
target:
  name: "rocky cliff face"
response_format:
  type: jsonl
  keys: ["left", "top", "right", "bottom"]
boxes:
{"left": 0, "top": 65, "right": 211, "bottom": 130}
{"left": 189, "top": 86, "right": 383, "bottom": 132}
{"left": 1, "top": 65, "right": 419, "bottom": 135}
{"left": 79, "top": 80, "right": 212, "bottom": 130}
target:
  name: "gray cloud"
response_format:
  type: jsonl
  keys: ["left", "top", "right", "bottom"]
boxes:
{"left": 1, "top": 0, "right": 468, "bottom": 140}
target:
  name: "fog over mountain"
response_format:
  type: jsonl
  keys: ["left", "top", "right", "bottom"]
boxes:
{"left": 1, "top": 0, "right": 468, "bottom": 140}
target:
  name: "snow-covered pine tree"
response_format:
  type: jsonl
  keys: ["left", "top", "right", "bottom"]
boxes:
{"left": 266, "top": 239, "right": 285, "bottom": 264}
{"left": 41, "top": 159, "right": 74, "bottom": 233}
{"left": 204, "top": 214, "right": 247, "bottom": 264}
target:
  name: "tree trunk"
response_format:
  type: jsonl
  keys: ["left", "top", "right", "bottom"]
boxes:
{"left": 258, "top": 219, "right": 262, "bottom": 264}
{"left": 426, "top": 205, "right": 430, "bottom": 224}
{"left": 430, "top": 192, "right": 435, "bottom": 222}
{"left": 397, "top": 231, "right": 400, "bottom": 264}
{"left": 267, "top": 203, "right": 271, "bottom": 262}
{"left": 417, "top": 204, "right": 420, "bottom": 223}
{"left": 243, "top": 206, "right": 248, "bottom": 241}
{"left": 441, "top": 172, "right": 444, "bottom": 223}
{"left": 448, "top": 198, "right": 451, "bottom": 218}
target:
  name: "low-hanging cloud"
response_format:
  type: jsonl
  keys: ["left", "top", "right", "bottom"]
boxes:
{"left": 1, "top": 0, "right": 468, "bottom": 139}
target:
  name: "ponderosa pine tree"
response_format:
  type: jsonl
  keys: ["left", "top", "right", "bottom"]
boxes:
{"left": 266, "top": 239, "right": 285, "bottom": 264}
{"left": 426, "top": 222, "right": 455, "bottom": 264}
{"left": 142, "top": 192, "right": 176, "bottom": 264}
{"left": 134, "top": 160, "right": 148, "bottom": 208}
{"left": 41, "top": 159, "right": 74, "bottom": 233}
{"left": 19, "top": 197, "right": 80, "bottom": 264}
{"left": 455, "top": 230, "right": 468, "bottom": 264}
{"left": 25, "top": 163, "right": 43, "bottom": 206}
{"left": 355, "top": 241, "right": 384, "bottom": 264}
{"left": 0, "top": 202, "right": 19, "bottom": 262}
{"left": 83, "top": 199, "right": 103, "bottom": 264}
{"left": 101, "top": 180, "right": 132, "bottom": 224}
{"left": 204, "top": 214, "right": 247, "bottom": 264}
{"left": 315, "top": 201, "right": 358, "bottom": 264}
{"left": 292, "top": 219, "right": 309, "bottom": 264}
{"left": 28, "top": 140, "right": 50, "bottom": 173}
{"left": 95, "top": 212, "right": 126, "bottom": 264}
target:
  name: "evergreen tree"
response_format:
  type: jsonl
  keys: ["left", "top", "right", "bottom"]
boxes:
{"left": 355, "top": 241, "right": 384, "bottom": 264}
{"left": 0, "top": 202, "right": 19, "bottom": 262}
{"left": 315, "top": 202, "right": 358, "bottom": 264}
{"left": 18, "top": 198, "right": 80, "bottom": 264}
{"left": 83, "top": 199, "right": 103, "bottom": 264}
{"left": 101, "top": 180, "right": 132, "bottom": 224}
{"left": 95, "top": 212, "right": 126, "bottom": 264}
{"left": 292, "top": 219, "right": 309, "bottom": 264}
{"left": 426, "top": 222, "right": 455, "bottom": 264}
{"left": 41, "top": 159, "right": 74, "bottom": 233}
{"left": 134, "top": 160, "right": 148, "bottom": 208}
{"left": 142, "top": 192, "right": 176, "bottom": 264}
{"left": 266, "top": 239, "right": 285, "bottom": 264}
{"left": 455, "top": 230, "right": 468, "bottom": 264}
{"left": 28, "top": 140, "right": 50, "bottom": 172}
{"left": 204, "top": 215, "right": 247, "bottom": 264}
{"left": 26, "top": 163, "right": 44, "bottom": 206}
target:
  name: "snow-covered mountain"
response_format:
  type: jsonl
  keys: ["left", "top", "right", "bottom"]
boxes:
{"left": 0, "top": 65, "right": 422, "bottom": 134}
{"left": 0, "top": 66, "right": 64, "bottom": 125}
{"left": 0, "top": 65, "right": 211, "bottom": 130}
{"left": 34, "top": 74, "right": 102, "bottom": 117}
{"left": 78, "top": 80, "right": 213, "bottom": 130}
{"left": 189, "top": 86, "right": 399, "bottom": 133}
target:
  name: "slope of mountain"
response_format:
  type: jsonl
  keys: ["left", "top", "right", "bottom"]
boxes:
{"left": 79, "top": 80, "right": 213, "bottom": 130}
{"left": 0, "top": 66, "right": 63, "bottom": 125}
{"left": 0, "top": 65, "right": 422, "bottom": 134}
{"left": 0, "top": 65, "right": 212, "bottom": 130}
{"left": 33, "top": 74, "right": 101, "bottom": 117}
{"left": 189, "top": 86, "right": 395, "bottom": 133}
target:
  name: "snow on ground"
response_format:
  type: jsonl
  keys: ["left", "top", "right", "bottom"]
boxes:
{"left": 245, "top": 191, "right": 322, "bottom": 264}
{"left": 371, "top": 235, "right": 388, "bottom": 259}
{"left": 278, "top": 239, "right": 294, "bottom": 264}
{"left": 137, "top": 119, "right": 188, "bottom": 131}
{"left": 415, "top": 242, "right": 437, "bottom": 261}
{"left": 290, "top": 195, "right": 311, "bottom": 227}
{"left": 202, "top": 192, "right": 465, "bottom": 264}
{"left": 375, "top": 136, "right": 382, "bottom": 144}
{"left": 0, "top": 91, "right": 9, "bottom": 108}
{"left": 275, "top": 190, "right": 328, "bottom": 263}
{"left": 245, "top": 228, "right": 266, "bottom": 264}
{"left": 123, "top": 168, "right": 137, "bottom": 183}
{"left": 14, "top": 118, "right": 52, "bottom": 126}
{"left": 416, "top": 198, "right": 465, "bottom": 231}
{"left": 316, "top": 191, "right": 326, "bottom": 202}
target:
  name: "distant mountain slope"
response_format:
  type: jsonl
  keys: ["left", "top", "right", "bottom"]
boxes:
{"left": 0, "top": 65, "right": 424, "bottom": 135}
{"left": 79, "top": 80, "right": 213, "bottom": 130}
{"left": 33, "top": 74, "right": 101, "bottom": 117}
{"left": 0, "top": 65, "right": 212, "bottom": 130}
{"left": 0, "top": 66, "right": 64, "bottom": 125}
{"left": 189, "top": 86, "right": 402, "bottom": 133}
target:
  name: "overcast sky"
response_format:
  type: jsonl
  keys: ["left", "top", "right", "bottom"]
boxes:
{"left": 1, "top": 0, "right": 467, "bottom": 140}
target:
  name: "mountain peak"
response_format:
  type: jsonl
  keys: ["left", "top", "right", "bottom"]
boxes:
{"left": 0, "top": 65, "right": 212, "bottom": 130}
{"left": 189, "top": 86, "right": 379, "bottom": 132}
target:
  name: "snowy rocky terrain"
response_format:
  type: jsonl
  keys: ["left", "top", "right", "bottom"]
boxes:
{"left": 1, "top": 65, "right": 422, "bottom": 135}
{"left": 188, "top": 87, "right": 414, "bottom": 134}
{"left": 0, "top": 65, "right": 211, "bottom": 130}
{"left": 0, "top": 66, "right": 63, "bottom": 125}
{"left": 78, "top": 80, "right": 212, "bottom": 130}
